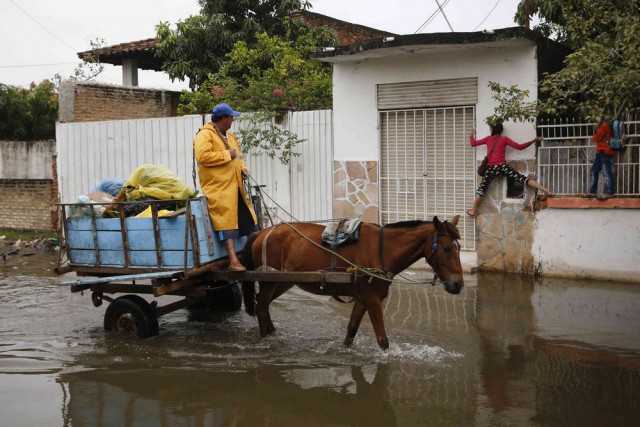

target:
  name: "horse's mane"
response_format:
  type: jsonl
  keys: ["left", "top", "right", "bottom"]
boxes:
{"left": 382, "top": 219, "right": 461, "bottom": 240}
{"left": 384, "top": 220, "right": 432, "bottom": 228}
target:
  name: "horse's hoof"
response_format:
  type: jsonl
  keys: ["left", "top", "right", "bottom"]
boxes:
{"left": 344, "top": 337, "right": 353, "bottom": 346}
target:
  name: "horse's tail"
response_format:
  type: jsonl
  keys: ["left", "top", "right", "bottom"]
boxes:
{"left": 241, "top": 231, "right": 260, "bottom": 316}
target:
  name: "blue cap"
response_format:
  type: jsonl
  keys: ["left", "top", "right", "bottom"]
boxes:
{"left": 212, "top": 103, "right": 241, "bottom": 118}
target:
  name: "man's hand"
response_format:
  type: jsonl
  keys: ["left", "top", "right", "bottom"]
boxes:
{"left": 241, "top": 167, "right": 250, "bottom": 178}
{"left": 229, "top": 148, "right": 237, "bottom": 159}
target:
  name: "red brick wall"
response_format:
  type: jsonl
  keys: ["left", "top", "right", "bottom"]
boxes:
{"left": 59, "top": 81, "right": 181, "bottom": 123}
{"left": 0, "top": 179, "right": 55, "bottom": 231}
{"left": 292, "top": 10, "right": 395, "bottom": 46}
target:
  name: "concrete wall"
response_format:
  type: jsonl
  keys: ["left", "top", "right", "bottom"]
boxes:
{"left": 331, "top": 41, "right": 539, "bottom": 161}
{"left": 533, "top": 209, "right": 640, "bottom": 283}
{"left": 0, "top": 140, "right": 55, "bottom": 179}
{"left": 58, "top": 81, "right": 181, "bottom": 123}
{"left": 0, "top": 140, "right": 57, "bottom": 231}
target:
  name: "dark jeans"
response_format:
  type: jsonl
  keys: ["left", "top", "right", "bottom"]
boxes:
{"left": 589, "top": 152, "right": 615, "bottom": 194}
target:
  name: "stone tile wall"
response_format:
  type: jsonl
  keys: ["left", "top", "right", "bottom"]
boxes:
{"left": 333, "top": 161, "right": 378, "bottom": 222}
{"left": 474, "top": 159, "right": 538, "bottom": 274}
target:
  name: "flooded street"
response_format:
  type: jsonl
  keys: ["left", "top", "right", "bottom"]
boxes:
{"left": 1, "top": 252, "right": 639, "bottom": 426}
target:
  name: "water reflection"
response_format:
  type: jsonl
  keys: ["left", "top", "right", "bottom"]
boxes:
{"left": 60, "top": 363, "right": 397, "bottom": 426}
{"left": 1, "top": 253, "right": 639, "bottom": 425}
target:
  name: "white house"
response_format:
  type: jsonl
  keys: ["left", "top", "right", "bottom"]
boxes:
{"left": 314, "top": 27, "right": 640, "bottom": 282}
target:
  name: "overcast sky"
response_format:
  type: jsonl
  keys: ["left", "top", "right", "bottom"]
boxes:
{"left": 0, "top": 0, "right": 527, "bottom": 91}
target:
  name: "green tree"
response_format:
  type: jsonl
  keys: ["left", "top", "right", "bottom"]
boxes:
{"left": 179, "top": 29, "right": 334, "bottom": 114}
{"left": 0, "top": 81, "right": 57, "bottom": 141}
{"left": 179, "top": 28, "right": 334, "bottom": 163}
{"left": 155, "top": 0, "right": 313, "bottom": 90}
{"left": 504, "top": 0, "right": 640, "bottom": 121}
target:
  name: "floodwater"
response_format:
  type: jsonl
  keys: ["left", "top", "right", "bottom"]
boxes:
{"left": 1, "top": 252, "right": 639, "bottom": 427}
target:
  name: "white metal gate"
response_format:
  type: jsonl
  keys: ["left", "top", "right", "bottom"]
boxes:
{"left": 380, "top": 107, "right": 476, "bottom": 249}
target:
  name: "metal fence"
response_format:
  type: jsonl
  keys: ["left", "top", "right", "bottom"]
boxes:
{"left": 536, "top": 119, "right": 640, "bottom": 196}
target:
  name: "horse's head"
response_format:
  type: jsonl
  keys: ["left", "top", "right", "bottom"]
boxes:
{"left": 425, "top": 215, "right": 464, "bottom": 295}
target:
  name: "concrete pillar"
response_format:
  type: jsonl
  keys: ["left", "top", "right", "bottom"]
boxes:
{"left": 122, "top": 58, "right": 139, "bottom": 87}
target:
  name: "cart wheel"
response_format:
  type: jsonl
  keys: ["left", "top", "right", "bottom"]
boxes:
{"left": 187, "top": 281, "right": 242, "bottom": 319}
{"left": 212, "top": 281, "right": 242, "bottom": 312}
{"left": 104, "top": 295, "right": 159, "bottom": 338}
{"left": 120, "top": 295, "right": 160, "bottom": 336}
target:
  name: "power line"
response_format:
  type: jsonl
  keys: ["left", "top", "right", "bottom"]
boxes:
{"left": 414, "top": 0, "right": 450, "bottom": 33}
{"left": 0, "top": 62, "right": 77, "bottom": 69}
{"left": 434, "top": 0, "right": 454, "bottom": 32}
{"left": 472, "top": 0, "right": 503, "bottom": 32}
{"left": 8, "top": 0, "right": 78, "bottom": 53}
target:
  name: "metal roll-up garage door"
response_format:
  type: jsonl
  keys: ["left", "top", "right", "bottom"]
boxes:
{"left": 378, "top": 79, "right": 477, "bottom": 249}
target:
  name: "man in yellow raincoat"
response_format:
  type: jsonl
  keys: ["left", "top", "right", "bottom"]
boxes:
{"left": 193, "top": 103, "right": 258, "bottom": 271}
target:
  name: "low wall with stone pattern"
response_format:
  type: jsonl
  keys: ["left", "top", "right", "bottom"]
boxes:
{"left": 474, "top": 159, "right": 538, "bottom": 275}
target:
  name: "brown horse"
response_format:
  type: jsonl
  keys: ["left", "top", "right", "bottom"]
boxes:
{"left": 241, "top": 216, "right": 464, "bottom": 350}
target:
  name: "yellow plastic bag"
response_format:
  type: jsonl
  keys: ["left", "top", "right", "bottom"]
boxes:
{"left": 124, "top": 164, "right": 197, "bottom": 200}
{"left": 134, "top": 206, "right": 175, "bottom": 218}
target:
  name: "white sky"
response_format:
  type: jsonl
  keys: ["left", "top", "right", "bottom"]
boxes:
{"left": 0, "top": 0, "right": 527, "bottom": 91}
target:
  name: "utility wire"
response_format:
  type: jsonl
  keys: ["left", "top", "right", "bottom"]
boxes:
{"left": 414, "top": 0, "right": 450, "bottom": 34}
{"left": 472, "top": 0, "right": 503, "bottom": 32}
{"left": 0, "top": 62, "right": 77, "bottom": 68}
{"left": 8, "top": 0, "right": 78, "bottom": 53}
{"left": 434, "top": 0, "right": 455, "bottom": 32}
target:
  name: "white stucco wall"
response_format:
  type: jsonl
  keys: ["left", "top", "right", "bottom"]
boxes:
{"left": 331, "top": 41, "right": 540, "bottom": 161}
{"left": 533, "top": 209, "right": 640, "bottom": 282}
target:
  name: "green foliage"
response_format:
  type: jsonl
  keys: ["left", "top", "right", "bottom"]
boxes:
{"left": 53, "top": 37, "right": 106, "bottom": 87}
{"left": 0, "top": 81, "right": 58, "bottom": 141}
{"left": 179, "top": 29, "right": 334, "bottom": 115}
{"left": 178, "top": 28, "right": 335, "bottom": 164}
{"left": 235, "top": 111, "right": 305, "bottom": 164}
{"left": 513, "top": 0, "right": 640, "bottom": 120}
{"left": 155, "top": 0, "right": 313, "bottom": 90}
{"left": 485, "top": 82, "right": 539, "bottom": 126}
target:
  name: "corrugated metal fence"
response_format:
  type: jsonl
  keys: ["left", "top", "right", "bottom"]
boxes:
{"left": 55, "top": 111, "right": 334, "bottom": 222}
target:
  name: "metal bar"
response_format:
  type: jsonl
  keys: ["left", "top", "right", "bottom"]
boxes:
{"left": 184, "top": 200, "right": 191, "bottom": 274}
{"left": 89, "top": 205, "right": 99, "bottom": 266}
{"left": 155, "top": 298, "right": 190, "bottom": 317}
{"left": 151, "top": 202, "right": 162, "bottom": 268}
{"left": 63, "top": 271, "right": 183, "bottom": 286}
{"left": 119, "top": 205, "right": 130, "bottom": 268}
{"left": 61, "top": 205, "right": 71, "bottom": 263}
{"left": 211, "top": 270, "right": 355, "bottom": 283}
{"left": 71, "top": 283, "right": 155, "bottom": 294}
{"left": 189, "top": 213, "right": 201, "bottom": 267}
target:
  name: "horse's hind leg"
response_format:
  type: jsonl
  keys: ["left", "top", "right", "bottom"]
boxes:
{"left": 255, "top": 281, "right": 277, "bottom": 336}
{"left": 344, "top": 300, "right": 367, "bottom": 346}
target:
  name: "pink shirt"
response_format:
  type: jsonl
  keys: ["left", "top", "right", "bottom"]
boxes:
{"left": 470, "top": 134, "right": 534, "bottom": 165}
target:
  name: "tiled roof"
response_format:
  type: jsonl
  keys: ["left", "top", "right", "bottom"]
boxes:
{"left": 77, "top": 10, "right": 394, "bottom": 72}
{"left": 78, "top": 38, "right": 161, "bottom": 71}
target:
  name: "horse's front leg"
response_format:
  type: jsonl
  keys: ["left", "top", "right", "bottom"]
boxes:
{"left": 344, "top": 300, "right": 367, "bottom": 346}
{"left": 366, "top": 300, "right": 389, "bottom": 350}
{"left": 256, "top": 281, "right": 277, "bottom": 336}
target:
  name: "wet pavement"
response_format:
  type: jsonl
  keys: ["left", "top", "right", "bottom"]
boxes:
{"left": 1, "top": 251, "right": 639, "bottom": 426}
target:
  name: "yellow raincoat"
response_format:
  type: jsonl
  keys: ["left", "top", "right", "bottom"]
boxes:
{"left": 193, "top": 123, "right": 257, "bottom": 231}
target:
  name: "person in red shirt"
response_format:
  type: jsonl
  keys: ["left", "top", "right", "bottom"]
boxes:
{"left": 588, "top": 121, "right": 616, "bottom": 199}
{"left": 466, "top": 122, "right": 553, "bottom": 217}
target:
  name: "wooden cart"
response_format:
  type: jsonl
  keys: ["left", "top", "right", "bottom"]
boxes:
{"left": 56, "top": 197, "right": 354, "bottom": 338}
